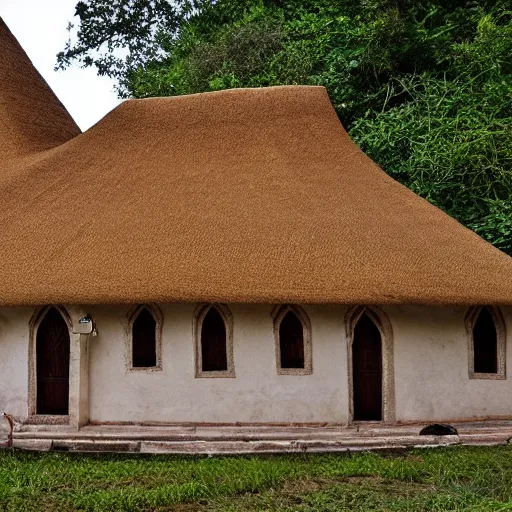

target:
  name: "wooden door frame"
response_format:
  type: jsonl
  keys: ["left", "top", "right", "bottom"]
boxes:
{"left": 346, "top": 306, "right": 395, "bottom": 424}
{"left": 28, "top": 305, "right": 73, "bottom": 424}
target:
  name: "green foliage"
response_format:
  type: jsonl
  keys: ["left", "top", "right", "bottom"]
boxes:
{"left": 351, "top": 14, "right": 512, "bottom": 253}
{"left": 55, "top": 0, "right": 209, "bottom": 82}
{"left": 60, "top": 0, "right": 512, "bottom": 255}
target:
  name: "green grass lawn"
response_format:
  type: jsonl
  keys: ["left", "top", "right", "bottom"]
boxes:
{"left": 1, "top": 446, "right": 512, "bottom": 511}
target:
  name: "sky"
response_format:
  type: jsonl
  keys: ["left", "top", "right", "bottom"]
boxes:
{"left": 0, "top": 0, "right": 121, "bottom": 131}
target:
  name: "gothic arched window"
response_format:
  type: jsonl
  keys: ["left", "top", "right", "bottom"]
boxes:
{"left": 128, "top": 305, "right": 162, "bottom": 370}
{"left": 272, "top": 305, "right": 312, "bottom": 375}
{"left": 279, "top": 311, "right": 305, "bottom": 369}
{"left": 466, "top": 306, "right": 506, "bottom": 379}
{"left": 194, "top": 304, "right": 234, "bottom": 377}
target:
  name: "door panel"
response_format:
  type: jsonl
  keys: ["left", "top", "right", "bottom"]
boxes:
{"left": 36, "top": 308, "right": 70, "bottom": 415}
{"left": 353, "top": 314, "right": 382, "bottom": 421}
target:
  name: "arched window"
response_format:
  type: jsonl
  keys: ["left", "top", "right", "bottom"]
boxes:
{"left": 467, "top": 306, "right": 506, "bottom": 378}
{"left": 473, "top": 307, "right": 497, "bottom": 373}
{"left": 201, "top": 308, "right": 227, "bottom": 371}
{"left": 128, "top": 305, "right": 162, "bottom": 370}
{"left": 279, "top": 311, "right": 305, "bottom": 369}
{"left": 194, "top": 304, "right": 234, "bottom": 377}
{"left": 272, "top": 305, "right": 312, "bottom": 375}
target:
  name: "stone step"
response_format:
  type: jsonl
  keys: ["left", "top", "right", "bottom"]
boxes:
{"left": 13, "top": 431, "right": 418, "bottom": 442}
{"left": 13, "top": 427, "right": 512, "bottom": 441}
{"left": 9, "top": 431, "right": 512, "bottom": 454}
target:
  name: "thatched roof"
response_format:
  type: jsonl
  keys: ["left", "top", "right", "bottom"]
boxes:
{"left": 1, "top": 18, "right": 511, "bottom": 306}
{"left": 0, "top": 18, "right": 80, "bottom": 161}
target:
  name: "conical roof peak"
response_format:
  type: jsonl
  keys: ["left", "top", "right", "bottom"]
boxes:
{"left": 0, "top": 17, "right": 80, "bottom": 160}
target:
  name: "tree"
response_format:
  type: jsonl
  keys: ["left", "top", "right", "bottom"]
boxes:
{"left": 56, "top": 0, "right": 207, "bottom": 90}
{"left": 58, "top": 0, "right": 512, "bottom": 254}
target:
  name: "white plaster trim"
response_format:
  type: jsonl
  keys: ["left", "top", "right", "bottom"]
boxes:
{"left": 27, "top": 305, "right": 72, "bottom": 424}
{"left": 345, "top": 306, "right": 395, "bottom": 424}
{"left": 271, "top": 305, "right": 312, "bottom": 376}
{"left": 124, "top": 304, "right": 163, "bottom": 372}
{"left": 466, "top": 306, "right": 506, "bottom": 380}
{"left": 193, "top": 304, "right": 235, "bottom": 378}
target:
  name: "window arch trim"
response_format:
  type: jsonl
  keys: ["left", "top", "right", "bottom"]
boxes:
{"left": 193, "top": 303, "right": 235, "bottom": 378}
{"left": 125, "top": 304, "right": 163, "bottom": 372}
{"left": 466, "top": 305, "right": 506, "bottom": 380}
{"left": 271, "top": 305, "right": 312, "bottom": 375}
{"left": 345, "top": 306, "right": 395, "bottom": 423}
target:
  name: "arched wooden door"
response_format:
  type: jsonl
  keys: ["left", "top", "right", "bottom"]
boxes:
{"left": 352, "top": 313, "right": 382, "bottom": 421}
{"left": 36, "top": 307, "right": 70, "bottom": 415}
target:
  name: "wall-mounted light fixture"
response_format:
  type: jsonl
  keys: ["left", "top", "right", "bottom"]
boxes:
{"left": 74, "top": 315, "right": 97, "bottom": 336}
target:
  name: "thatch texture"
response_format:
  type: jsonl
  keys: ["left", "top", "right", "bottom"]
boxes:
{"left": 0, "top": 17, "right": 511, "bottom": 306}
{"left": 0, "top": 18, "right": 80, "bottom": 161}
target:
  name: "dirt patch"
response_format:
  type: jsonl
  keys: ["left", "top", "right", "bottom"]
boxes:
{"left": 150, "top": 504, "right": 209, "bottom": 512}
{"left": 281, "top": 475, "right": 434, "bottom": 498}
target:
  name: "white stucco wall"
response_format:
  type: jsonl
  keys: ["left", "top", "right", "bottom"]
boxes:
{"left": 387, "top": 305, "right": 512, "bottom": 422}
{"left": 87, "top": 304, "right": 348, "bottom": 423}
{"left": 0, "top": 303, "right": 511, "bottom": 425}
{"left": 0, "top": 307, "right": 32, "bottom": 419}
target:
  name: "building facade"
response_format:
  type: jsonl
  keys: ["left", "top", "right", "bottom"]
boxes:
{"left": 1, "top": 303, "right": 511, "bottom": 426}
{"left": 1, "top": 17, "right": 512, "bottom": 435}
